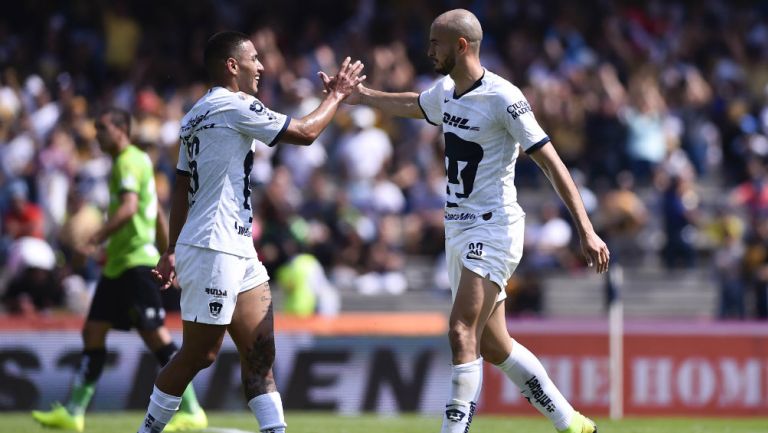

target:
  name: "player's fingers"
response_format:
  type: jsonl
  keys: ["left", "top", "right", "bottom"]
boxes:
{"left": 595, "top": 249, "right": 605, "bottom": 273}
{"left": 347, "top": 61, "right": 362, "bottom": 79}
{"left": 355, "top": 75, "right": 367, "bottom": 85}
{"left": 351, "top": 61, "right": 364, "bottom": 76}
{"left": 317, "top": 71, "right": 331, "bottom": 86}
{"left": 601, "top": 248, "right": 611, "bottom": 273}
{"left": 340, "top": 56, "right": 351, "bottom": 73}
{"left": 151, "top": 269, "right": 163, "bottom": 282}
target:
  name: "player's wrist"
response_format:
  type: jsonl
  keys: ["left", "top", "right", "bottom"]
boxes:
{"left": 328, "top": 89, "right": 346, "bottom": 103}
{"left": 166, "top": 244, "right": 176, "bottom": 254}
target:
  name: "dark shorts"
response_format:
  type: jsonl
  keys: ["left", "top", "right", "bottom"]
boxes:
{"left": 87, "top": 266, "right": 166, "bottom": 331}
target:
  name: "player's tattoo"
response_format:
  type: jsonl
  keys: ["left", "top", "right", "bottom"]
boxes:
{"left": 260, "top": 283, "right": 273, "bottom": 314}
{"left": 242, "top": 332, "right": 277, "bottom": 399}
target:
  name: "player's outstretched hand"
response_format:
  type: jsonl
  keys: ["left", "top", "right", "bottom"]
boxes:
{"left": 317, "top": 56, "right": 366, "bottom": 104}
{"left": 152, "top": 250, "right": 177, "bottom": 290}
{"left": 580, "top": 231, "right": 610, "bottom": 274}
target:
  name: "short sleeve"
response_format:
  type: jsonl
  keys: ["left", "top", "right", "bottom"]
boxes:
{"left": 114, "top": 155, "right": 142, "bottom": 194}
{"left": 498, "top": 87, "right": 550, "bottom": 154}
{"left": 229, "top": 95, "right": 291, "bottom": 147}
{"left": 176, "top": 138, "right": 190, "bottom": 176}
{"left": 418, "top": 81, "right": 444, "bottom": 126}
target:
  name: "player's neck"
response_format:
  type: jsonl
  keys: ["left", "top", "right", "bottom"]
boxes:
{"left": 210, "top": 79, "right": 239, "bottom": 93}
{"left": 112, "top": 140, "right": 130, "bottom": 157}
{"left": 450, "top": 61, "right": 484, "bottom": 96}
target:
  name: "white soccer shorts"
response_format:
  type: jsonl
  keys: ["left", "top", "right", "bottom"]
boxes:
{"left": 175, "top": 244, "right": 270, "bottom": 325}
{"left": 445, "top": 212, "right": 525, "bottom": 303}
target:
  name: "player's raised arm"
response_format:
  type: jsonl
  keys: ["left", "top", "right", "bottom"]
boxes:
{"left": 319, "top": 73, "right": 424, "bottom": 119}
{"left": 527, "top": 142, "right": 610, "bottom": 274}
{"left": 280, "top": 57, "right": 366, "bottom": 145}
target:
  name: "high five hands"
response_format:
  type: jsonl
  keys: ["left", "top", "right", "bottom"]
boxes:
{"left": 317, "top": 57, "right": 366, "bottom": 102}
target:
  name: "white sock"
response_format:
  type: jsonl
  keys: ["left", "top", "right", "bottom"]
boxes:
{"left": 136, "top": 386, "right": 182, "bottom": 433}
{"left": 441, "top": 357, "right": 482, "bottom": 433}
{"left": 248, "top": 392, "right": 287, "bottom": 433}
{"left": 496, "top": 340, "right": 574, "bottom": 430}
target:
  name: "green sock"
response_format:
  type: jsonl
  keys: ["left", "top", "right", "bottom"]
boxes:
{"left": 66, "top": 382, "right": 95, "bottom": 416}
{"left": 178, "top": 384, "right": 202, "bottom": 414}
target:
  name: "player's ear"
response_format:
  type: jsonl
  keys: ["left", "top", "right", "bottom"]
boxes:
{"left": 226, "top": 57, "right": 238, "bottom": 74}
{"left": 457, "top": 37, "right": 469, "bottom": 54}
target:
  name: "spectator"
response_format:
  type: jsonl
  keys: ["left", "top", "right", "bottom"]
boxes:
{"left": 660, "top": 174, "right": 700, "bottom": 269}
{"left": 1, "top": 236, "right": 61, "bottom": 314}
{"left": 2, "top": 180, "right": 44, "bottom": 240}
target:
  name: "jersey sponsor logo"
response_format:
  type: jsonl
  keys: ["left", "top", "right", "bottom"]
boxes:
{"left": 234, "top": 221, "right": 252, "bottom": 237}
{"left": 209, "top": 301, "right": 223, "bottom": 318}
{"left": 205, "top": 288, "right": 228, "bottom": 297}
{"left": 506, "top": 101, "right": 532, "bottom": 119}
{"left": 442, "top": 113, "right": 480, "bottom": 131}
{"left": 445, "top": 212, "right": 477, "bottom": 222}
{"left": 443, "top": 98, "right": 450, "bottom": 103}
{"left": 181, "top": 110, "right": 211, "bottom": 133}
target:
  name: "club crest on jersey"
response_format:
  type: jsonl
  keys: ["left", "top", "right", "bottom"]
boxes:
{"left": 442, "top": 113, "right": 480, "bottom": 131}
{"left": 506, "top": 100, "right": 532, "bottom": 119}
{"left": 209, "top": 301, "right": 223, "bottom": 318}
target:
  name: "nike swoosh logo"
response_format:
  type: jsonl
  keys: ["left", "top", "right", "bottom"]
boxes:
{"left": 444, "top": 98, "right": 450, "bottom": 103}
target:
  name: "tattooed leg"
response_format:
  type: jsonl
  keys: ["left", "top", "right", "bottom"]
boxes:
{"left": 228, "top": 282, "right": 278, "bottom": 399}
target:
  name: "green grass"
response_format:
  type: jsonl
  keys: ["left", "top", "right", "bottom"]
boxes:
{"left": 10, "top": 411, "right": 768, "bottom": 433}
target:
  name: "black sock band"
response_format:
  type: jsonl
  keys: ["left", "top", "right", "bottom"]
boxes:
{"left": 154, "top": 342, "right": 178, "bottom": 367}
{"left": 81, "top": 348, "right": 107, "bottom": 383}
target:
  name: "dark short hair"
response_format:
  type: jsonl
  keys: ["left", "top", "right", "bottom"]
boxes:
{"left": 99, "top": 107, "right": 131, "bottom": 136}
{"left": 204, "top": 31, "right": 251, "bottom": 78}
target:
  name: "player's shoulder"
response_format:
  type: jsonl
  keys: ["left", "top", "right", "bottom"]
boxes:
{"left": 482, "top": 70, "right": 524, "bottom": 100}
{"left": 422, "top": 75, "right": 454, "bottom": 94}
{"left": 116, "top": 145, "right": 151, "bottom": 167}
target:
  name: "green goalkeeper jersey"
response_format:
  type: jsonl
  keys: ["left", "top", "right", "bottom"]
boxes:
{"left": 104, "top": 144, "right": 160, "bottom": 278}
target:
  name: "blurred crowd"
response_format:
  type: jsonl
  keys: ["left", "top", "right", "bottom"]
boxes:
{"left": 2, "top": 0, "right": 768, "bottom": 319}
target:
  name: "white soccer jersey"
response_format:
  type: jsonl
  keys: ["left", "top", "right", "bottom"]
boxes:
{"left": 418, "top": 70, "right": 549, "bottom": 224}
{"left": 176, "top": 87, "right": 290, "bottom": 258}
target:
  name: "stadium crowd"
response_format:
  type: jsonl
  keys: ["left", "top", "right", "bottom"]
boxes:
{"left": 1, "top": 0, "right": 768, "bottom": 318}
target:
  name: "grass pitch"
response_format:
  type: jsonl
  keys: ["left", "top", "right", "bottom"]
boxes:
{"left": 8, "top": 411, "right": 768, "bottom": 433}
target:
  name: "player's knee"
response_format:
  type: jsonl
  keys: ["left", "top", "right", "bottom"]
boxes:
{"left": 177, "top": 347, "right": 219, "bottom": 371}
{"left": 194, "top": 350, "right": 218, "bottom": 370}
{"left": 447, "top": 322, "right": 476, "bottom": 354}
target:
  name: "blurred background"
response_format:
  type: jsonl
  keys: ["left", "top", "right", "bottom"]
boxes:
{"left": 1, "top": 0, "right": 768, "bottom": 420}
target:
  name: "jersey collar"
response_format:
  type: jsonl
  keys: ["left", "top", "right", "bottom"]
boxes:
{"left": 453, "top": 69, "right": 486, "bottom": 100}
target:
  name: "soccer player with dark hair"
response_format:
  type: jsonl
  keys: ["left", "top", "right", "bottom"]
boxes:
{"left": 135, "top": 31, "right": 364, "bottom": 433}
{"left": 32, "top": 108, "right": 207, "bottom": 432}
{"left": 322, "top": 9, "right": 608, "bottom": 433}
